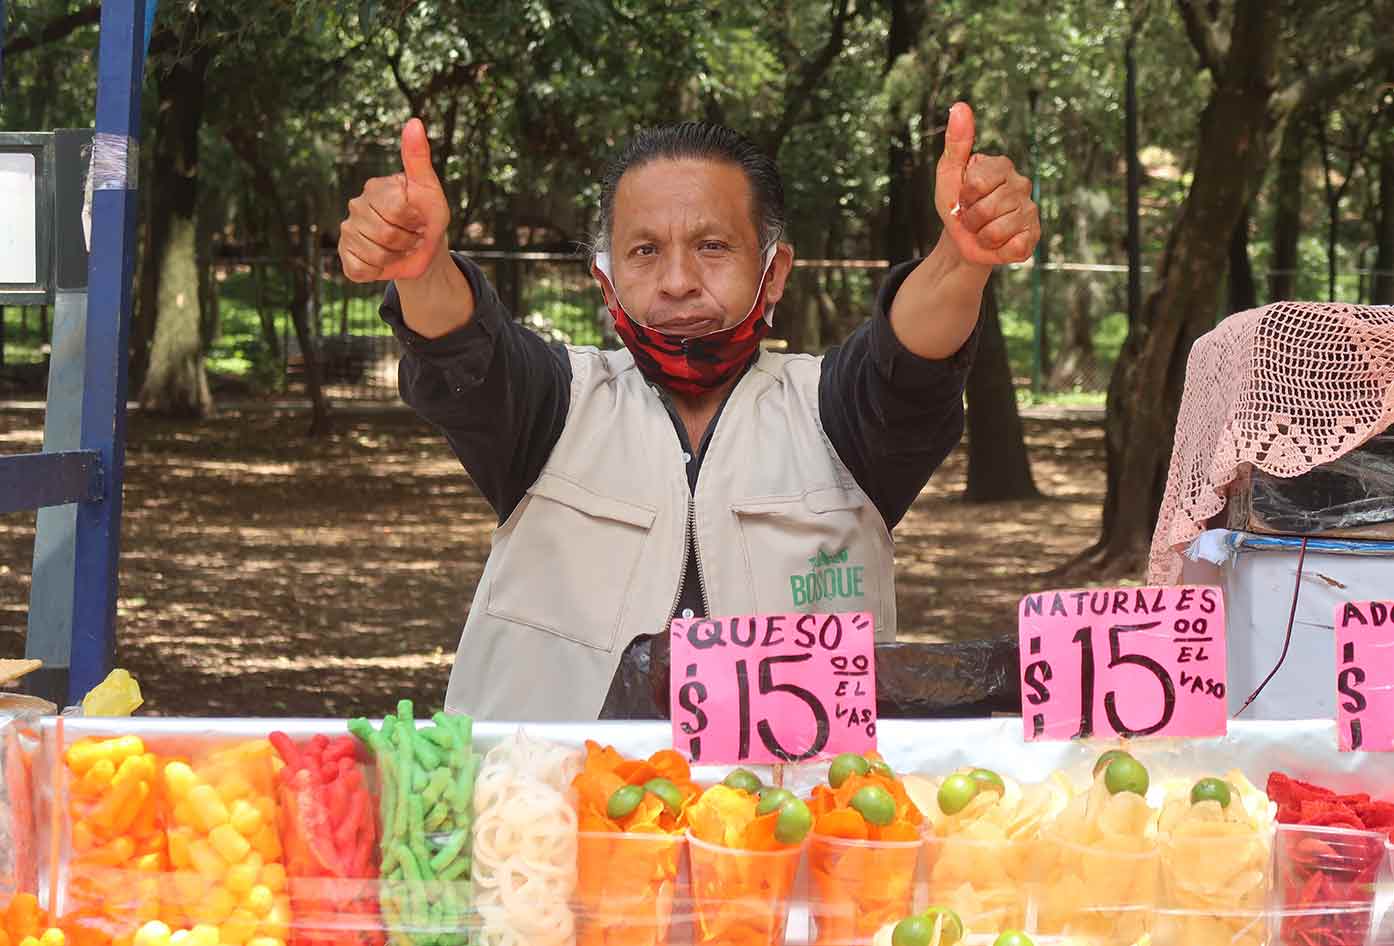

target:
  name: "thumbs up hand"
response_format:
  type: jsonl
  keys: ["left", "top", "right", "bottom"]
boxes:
{"left": 935, "top": 102, "right": 1040, "bottom": 267}
{"left": 339, "top": 118, "right": 452, "bottom": 283}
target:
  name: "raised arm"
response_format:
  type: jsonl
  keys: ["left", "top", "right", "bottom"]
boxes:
{"left": 889, "top": 102, "right": 1039, "bottom": 358}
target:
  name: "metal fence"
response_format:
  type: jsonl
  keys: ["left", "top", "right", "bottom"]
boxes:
{"left": 1, "top": 256, "right": 1388, "bottom": 401}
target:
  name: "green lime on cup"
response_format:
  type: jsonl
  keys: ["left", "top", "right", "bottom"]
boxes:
{"left": 890, "top": 914, "right": 936, "bottom": 946}
{"left": 773, "top": 796, "right": 813, "bottom": 844}
{"left": 937, "top": 773, "right": 979, "bottom": 815}
{"left": 723, "top": 768, "right": 763, "bottom": 794}
{"left": 969, "top": 767, "right": 1006, "bottom": 796}
{"left": 1093, "top": 748, "right": 1134, "bottom": 778}
{"left": 1104, "top": 754, "right": 1150, "bottom": 797}
{"left": 607, "top": 784, "right": 645, "bottom": 819}
{"left": 919, "top": 907, "right": 964, "bottom": 945}
{"left": 1190, "top": 777, "right": 1233, "bottom": 808}
{"left": 992, "top": 932, "right": 1034, "bottom": 946}
{"left": 829, "top": 752, "right": 871, "bottom": 788}
{"left": 756, "top": 787, "right": 795, "bottom": 816}
{"left": 644, "top": 777, "right": 684, "bottom": 814}
{"left": 851, "top": 785, "right": 897, "bottom": 826}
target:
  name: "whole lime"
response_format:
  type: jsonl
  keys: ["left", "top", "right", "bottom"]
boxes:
{"left": 937, "top": 774, "right": 979, "bottom": 815}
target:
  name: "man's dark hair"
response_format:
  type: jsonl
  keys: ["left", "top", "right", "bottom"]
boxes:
{"left": 594, "top": 122, "right": 786, "bottom": 255}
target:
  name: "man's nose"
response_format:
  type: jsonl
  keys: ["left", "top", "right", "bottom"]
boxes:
{"left": 657, "top": 250, "right": 701, "bottom": 298}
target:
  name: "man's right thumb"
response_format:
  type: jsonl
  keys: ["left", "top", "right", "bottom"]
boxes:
{"left": 400, "top": 117, "right": 439, "bottom": 188}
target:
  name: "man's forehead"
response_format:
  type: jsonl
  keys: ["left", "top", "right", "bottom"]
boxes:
{"left": 612, "top": 158, "right": 756, "bottom": 235}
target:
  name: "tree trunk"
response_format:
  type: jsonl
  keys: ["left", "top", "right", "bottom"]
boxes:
{"left": 1049, "top": 196, "right": 1101, "bottom": 390}
{"left": 1125, "top": 28, "right": 1144, "bottom": 328}
{"left": 1270, "top": 118, "right": 1304, "bottom": 302}
{"left": 292, "top": 201, "right": 331, "bottom": 437}
{"left": 1228, "top": 201, "right": 1258, "bottom": 314}
{"left": 883, "top": 0, "right": 928, "bottom": 265}
{"left": 1374, "top": 134, "right": 1394, "bottom": 305}
{"left": 138, "top": 27, "right": 213, "bottom": 417}
{"left": 965, "top": 275, "right": 1040, "bottom": 502}
{"left": 1084, "top": 0, "right": 1278, "bottom": 577}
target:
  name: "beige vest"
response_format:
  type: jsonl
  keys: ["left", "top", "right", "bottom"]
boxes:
{"left": 443, "top": 346, "right": 897, "bottom": 720}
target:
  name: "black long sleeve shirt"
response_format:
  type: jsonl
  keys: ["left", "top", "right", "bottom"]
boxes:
{"left": 381, "top": 255, "right": 979, "bottom": 715}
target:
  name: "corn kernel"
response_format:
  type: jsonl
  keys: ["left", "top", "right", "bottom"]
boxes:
{"left": 132, "top": 921, "right": 171, "bottom": 946}
{"left": 224, "top": 861, "right": 258, "bottom": 896}
{"left": 246, "top": 938, "right": 282, "bottom": 946}
{"left": 39, "top": 930, "right": 66, "bottom": 946}
{"left": 216, "top": 773, "right": 254, "bottom": 805}
{"left": 257, "top": 864, "right": 286, "bottom": 894}
{"left": 168, "top": 829, "right": 193, "bottom": 869}
{"left": 170, "top": 870, "right": 208, "bottom": 906}
{"left": 189, "top": 840, "right": 225, "bottom": 880}
{"left": 218, "top": 910, "right": 258, "bottom": 946}
{"left": 188, "top": 785, "right": 229, "bottom": 831}
{"left": 228, "top": 800, "right": 262, "bottom": 837}
{"left": 109, "top": 735, "right": 147, "bottom": 764}
{"left": 170, "top": 933, "right": 189, "bottom": 946}
{"left": 80, "top": 758, "right": 117, "bottom": 793}
{"left": 249, "top": 826, "right": 281, "bottom": 862}
{"left": 164, "top": 762, "right": 198, "bottom": 799}
{"left": 198, "top": 887, "right": 238, "bottom": 926}
{"left": 187, "top": 926, "right": 219, "bottom": 946}
{"left": 243, "top": 885, "right": 274, "bottom": 918}
{"left": 253, "top": 798, "right": 276, "bottom": 824}
{"left": 210, "top": 824, "right": 251, "bottom": 864}
{"left": 20, "top": 936, "right": 41, "bottom": 946}
{"left": 172, "top": 802, "right": 197, "bottom": 829}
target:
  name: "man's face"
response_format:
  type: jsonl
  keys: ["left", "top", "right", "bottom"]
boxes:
{"left": 603, "top": 158, "right": 792, "bottom": 334}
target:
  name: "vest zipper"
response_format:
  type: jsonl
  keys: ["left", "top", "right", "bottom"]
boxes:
{"left": 668, "top": 497, "right": 711, "bottom": 621}
{"left": 690, "top": 498, "right": 711, "bottom": 616}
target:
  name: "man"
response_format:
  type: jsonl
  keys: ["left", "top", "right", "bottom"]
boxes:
{"left": 338, "top": 103, "right": 1039, "bottom": 720}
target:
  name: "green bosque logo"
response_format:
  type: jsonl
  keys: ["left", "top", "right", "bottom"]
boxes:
{"left": 790, "top": 547, "right": 865, "bottom": 607}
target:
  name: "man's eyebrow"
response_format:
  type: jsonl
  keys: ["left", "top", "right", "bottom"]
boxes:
{"left": 621, "top": 221, "right": 741, "bottom": 244}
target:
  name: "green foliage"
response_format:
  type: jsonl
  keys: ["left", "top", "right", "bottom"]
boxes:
{"left": 4, "top": 0, "right": 1393, "bottom": 394}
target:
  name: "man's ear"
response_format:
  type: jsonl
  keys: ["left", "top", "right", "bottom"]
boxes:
{"left": 592, "top": 260, "right": 620, "bottom": 311}
{"left": 763, "top": 242, "right": 796, "bottom": 307}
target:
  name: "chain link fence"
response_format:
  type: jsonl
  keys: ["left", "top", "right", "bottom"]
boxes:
{"left": 1, "top": 256, "right": 1387, "bottom": 401}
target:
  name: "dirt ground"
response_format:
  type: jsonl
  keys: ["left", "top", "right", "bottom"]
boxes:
{"left": 0, "top": 403, "right": 1113, "bottom": 718}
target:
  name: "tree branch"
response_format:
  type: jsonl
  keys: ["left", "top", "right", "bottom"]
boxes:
{"left": 762, "top": 0, "right": 855, "bottom": 156}
{"left": 2, "top": 3, "right": 101, "bottom": 57}
{"left": 1174, "top": 0, "right": 1228, "bottom": 76}
{"left": 1272, "top": 38, "right": 1394, "bottom": 118}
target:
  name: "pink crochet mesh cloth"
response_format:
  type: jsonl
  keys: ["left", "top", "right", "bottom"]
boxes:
{"left": 1150, "top": 301, "right": 1394, "bottom": 584}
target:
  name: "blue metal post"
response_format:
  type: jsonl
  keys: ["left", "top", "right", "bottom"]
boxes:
{"left": 67, "top": 0, "right": 146, "bottom": 702}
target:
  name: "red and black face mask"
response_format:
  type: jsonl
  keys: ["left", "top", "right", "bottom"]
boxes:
{"left": 592, "top": 245, "right": 777, "bottom": 398}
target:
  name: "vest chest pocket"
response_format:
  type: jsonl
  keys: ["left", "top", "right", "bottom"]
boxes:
{"left": 729, "top": 486, "right": 886, "bottom": 628}
{"left": 486, "top": 473, "right": 657, "bottom": 652}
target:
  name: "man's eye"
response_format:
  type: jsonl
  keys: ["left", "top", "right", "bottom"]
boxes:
{"left": 632, "top": 245, "right": 657, "bottom": 257}
{"left": 699, "top": 241, "right": 728, "bottom": 252}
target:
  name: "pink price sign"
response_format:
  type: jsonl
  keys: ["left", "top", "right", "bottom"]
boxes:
{"left": 1334, "top": 601, "right": 1394, "bottom": 752}
{"left": 1018, "top": 585, "right": 1227, "bottom": 741}
{"left": 669, "top": 612, "right": 876, "bottom": 764}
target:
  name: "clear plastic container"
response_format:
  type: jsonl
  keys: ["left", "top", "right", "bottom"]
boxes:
{"left": 1154, "top": 829, "right": 1270, "bottom": 946}
{"left": 576, "top": 831, "right": 685, "bottom": 946}
{"left": 806, "top": 834, "right": 921, "bottom": 946}
{"left": 1034, "top": 838, "right": 1159, "bottom": 946}
{"left": 685, "top": 830, "right": 803, "bottom": 946}
{"left": 1270, "top": 823, "right": 1390, "bottom": 946}
{"left": 923, "top": 834, "right": 1037, "bottom": 933}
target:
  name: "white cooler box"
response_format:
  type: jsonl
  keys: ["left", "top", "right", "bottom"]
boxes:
{"left": 1183, "top": 530, "right": 1394, "bottom": 720}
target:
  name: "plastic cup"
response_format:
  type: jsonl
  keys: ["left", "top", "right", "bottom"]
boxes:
{"left": 1154, "top": 829, "right": 1270, "bottom": 946}
{"left": 1270, "top": 823, "right": 1389, "bottom": 946}
{"left": 1034, "top": 838, "right": 1159, "bottom": 946}
{"left": 575, "top": 831, "right": 685, "bottom": 946}
{"left": 685, "top": 829, "right": 803, "bottom": 946}
{"left": 923, "top": 834, "right": 1036, "bottom": 933}
{"left": 807, "top": 834, "right": 921, "bottom": 946}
